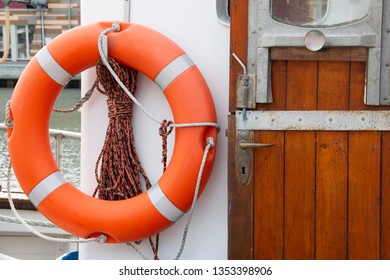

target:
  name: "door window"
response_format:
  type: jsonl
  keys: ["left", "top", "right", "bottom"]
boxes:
{"left": 270, "top": 0, "right": 370, "bottom": 27}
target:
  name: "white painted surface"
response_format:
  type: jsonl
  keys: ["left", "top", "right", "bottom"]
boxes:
{"left": 79, "top": 0, "right": 229, "bottom": 259}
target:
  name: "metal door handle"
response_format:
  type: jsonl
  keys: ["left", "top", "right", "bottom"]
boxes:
{"left": 239, "top": 141, "right": 274, "bottom": 149}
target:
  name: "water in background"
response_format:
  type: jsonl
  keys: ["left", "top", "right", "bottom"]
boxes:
{"left": 0, "top": 87, "right": 81, "bottom": 192}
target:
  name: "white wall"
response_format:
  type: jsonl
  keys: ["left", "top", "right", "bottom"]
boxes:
{"left": 79, "top": 0, "right": 229, "bottom": 260}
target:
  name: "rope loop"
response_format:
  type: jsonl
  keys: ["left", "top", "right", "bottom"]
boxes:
{"left": 4, "top": 100, "right": 13, "bottom": 128}
{"left": 159, "top": 120, "right": 174, "bottom": 172}
{"left": 159, "top": 119, "right": 174, "bottom": 138}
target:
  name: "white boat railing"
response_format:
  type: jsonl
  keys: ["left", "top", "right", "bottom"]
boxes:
{"left": 0, "top": 123, "right": 81, "bottom": 170}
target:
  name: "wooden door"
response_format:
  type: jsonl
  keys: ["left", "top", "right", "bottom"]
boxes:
{"left": 228, "top": 0, "right": 390, "bottom": 260}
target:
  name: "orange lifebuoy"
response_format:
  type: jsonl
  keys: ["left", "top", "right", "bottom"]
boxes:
{"left": 7, "top": 22, "right": 217, "bottom": 243}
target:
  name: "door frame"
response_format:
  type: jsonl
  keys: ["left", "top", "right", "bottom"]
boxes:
{"left": 228, "top": 0, "right": 253, "bottom": 259}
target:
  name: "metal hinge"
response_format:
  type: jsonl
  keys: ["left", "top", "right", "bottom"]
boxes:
{"left": 233, "top": 53, "right": 256, "bottom": 121}
{"left": 236, "top": 74, "right": 256, "bottom": 114}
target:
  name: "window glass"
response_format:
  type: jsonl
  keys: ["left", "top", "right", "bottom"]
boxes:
{"left": 17, "top": 25, "right": 34, "bottom": 60}
{"left": 271, "top": 0, "right": 370, "bottom": 27}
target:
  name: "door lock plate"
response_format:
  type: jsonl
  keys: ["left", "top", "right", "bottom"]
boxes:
{"left": 236, "top": 130, "right": 253, "bottom": 185}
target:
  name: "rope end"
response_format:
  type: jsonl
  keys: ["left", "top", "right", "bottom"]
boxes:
{"left": 98, "top": 234, "right": 107, "bottom": 244}
{"left": 112, "top": 21, "right": 121, "bottom": 32}
{"left": 206, "top": 137, "right": 215, "bottom": 147}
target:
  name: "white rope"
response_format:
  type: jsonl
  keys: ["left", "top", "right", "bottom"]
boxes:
{"left": 0, "top": 214, "right": 57, "bottom": 228}
{"left": 174, "top": 136, "right": 215, "bottom": 259}
{"left": 170, "top": 122, "right": 221, "bottom": 132}
{"left": 4, "top": 100, "right": 13, "bottom": 128}
{"left": 5, "top": 162, "right": 107, "bottom": 244}
{"left": 127, "top": 137, "right": 215, "bottom": 260}
{"left": 98, "top": 21, "right": 220, "bottom": 132}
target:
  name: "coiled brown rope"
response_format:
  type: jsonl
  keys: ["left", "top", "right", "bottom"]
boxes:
{"left": 93, "top": 58, "right": 160, "bottom": 259}
{"left": 93, "top": 58, "right": 149, "bottom": 200}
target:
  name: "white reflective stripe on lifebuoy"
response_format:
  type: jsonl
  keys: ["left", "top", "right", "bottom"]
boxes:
{"left": 28, "top": 171, "right": 68, "bottom": 207}
{"left": 147, "top": 183, "right": 184, "bottom": 222}
{"left": 154, "top": 54, "right": 194, "bottom": 91}
{"left": 35, "top": 46, "right": 73, "bottom": 86}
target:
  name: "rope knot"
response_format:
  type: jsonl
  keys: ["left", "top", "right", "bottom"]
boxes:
{"left": 112, "top": 20, "right": 121, "bottom": 32}
{"left": 159, "top": 120, "right": 174, "bottom": 172}
{"left": 159, "top": 119, "right": 174, "bottom": 138}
